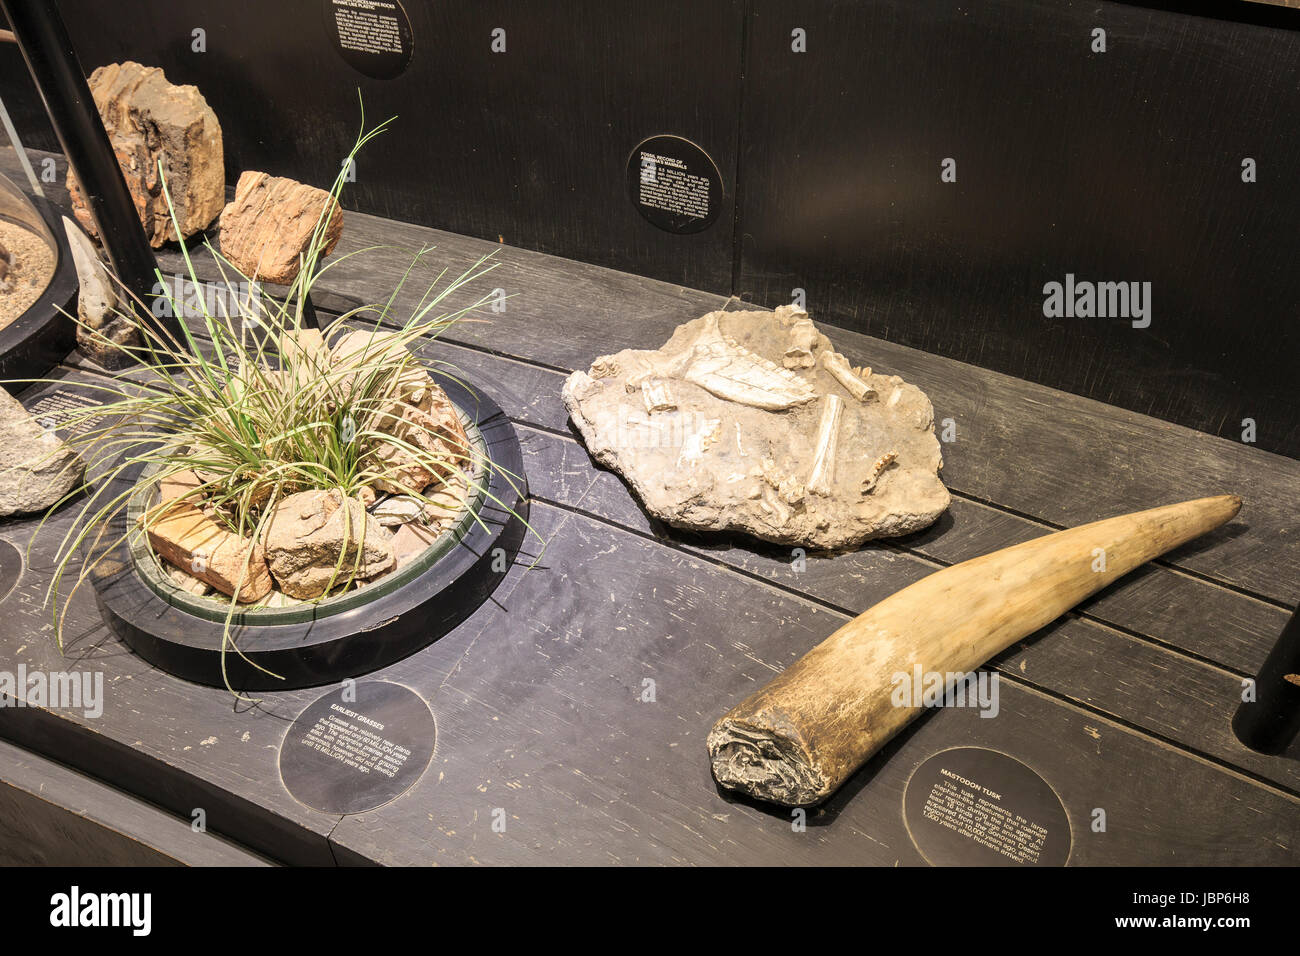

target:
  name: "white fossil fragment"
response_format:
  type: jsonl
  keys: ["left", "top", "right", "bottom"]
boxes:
{"left": 626, "top": 312, "right": 818, "bottom": 411}
{"left": 820, "top": 350, "right": 875, "bottom": 402}
{"left": 590, "top": 356, "right": 621, "bottom": 379}
{"left": 861, "top": 450, "right": 898, "bottom": 494}
{"left": 642, "top": 379, "right": 676, "bottom": 414}
{"left": 782, "top": 315, "right": 818, "bottom": 369}
{"left": 683, "top": 340, "right": 817, "bottom": 410}
{"left": 677, "top": 418, "right": 722, "bottom": 468}
{"left": 760, "top": 456, "right": 805, "bottom": 505}
{"left": 806, "top": 395, "right": 844, "bottom": 496}
{"left": 565, "top": 370, "right": 602, "bottom": 403}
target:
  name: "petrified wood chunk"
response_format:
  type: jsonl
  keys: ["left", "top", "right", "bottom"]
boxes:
{"left": 218, "top": 171, "right": 344, "bottom": 284}
{"left": 707, "top": 495, "right": 1242, "bottom": 806}
{"left": 562, "top": 306, "right": 950, "bottom": 549}
{"left": 66, "top": 61, "right": 224, "bottom": 248}
{"left": 139, "top": 501, "right": 273, "bottom": 602}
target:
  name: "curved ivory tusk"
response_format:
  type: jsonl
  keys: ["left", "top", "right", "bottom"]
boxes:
{"left": 707, "top": 494, "right": 1243, "bottom": 806}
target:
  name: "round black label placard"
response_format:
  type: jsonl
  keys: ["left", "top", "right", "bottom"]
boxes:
{"left": 903, "top": 747, "right": 1071, "bottom": 866}
{"left": 626, "top": 135, "right": 723, "bottom": 234}
{"left": 280, "top": 680, "right": 435, "bottom": 814}
{"left": 0, "top": 540, "right": 22, "bottom": 604}
{"left": 323, "top": 0, "right": 414, "bottom": 80}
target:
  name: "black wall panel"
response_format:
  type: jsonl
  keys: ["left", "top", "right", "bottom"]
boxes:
{"left": 735, "top": 0, "right": 1300, "bottom": 457}
{"left": 49, "top": 0, "right": 745, "bottom": 293}
{"left": 2, "top": 2, "right": 1297, "bottom": 456}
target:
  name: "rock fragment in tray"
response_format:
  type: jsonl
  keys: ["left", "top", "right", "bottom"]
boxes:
{"left": 263, "top": 490, "right": 395, "bottom": 600}
{"left": 138, "top": 500, "right": 273, "bottom": 603}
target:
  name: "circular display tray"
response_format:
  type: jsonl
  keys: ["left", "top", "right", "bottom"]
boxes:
{"left": 0, "top": 191, "right": 78, "bottom": 388}
{"left": 90, "top": 372, "right": 528, "bottom": 690}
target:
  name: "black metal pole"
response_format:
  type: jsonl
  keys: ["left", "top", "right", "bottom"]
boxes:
{"left": 1233, "top": 605, "right": 1300, "bottom": 754}
{"left": 1, "top": 0, "right": 181, "bottom": 349}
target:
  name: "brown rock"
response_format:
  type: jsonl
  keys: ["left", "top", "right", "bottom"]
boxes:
{"left": 391, "top": 523, "right": 441, "bottom": 566}
{"left": 218, "top": 171, "right": 343, "bottom": 284}
{"left": 329, "top": 329, "right": 435, "bottom": 410}
{"left": 139, "top": 501, "right": 273, "bottom": 602}
{"left": 157, "top": 468, "right": 202, "bottom": 505}
{"left": 370, "top": 402, "right": 471, "bottom": 495}
{"left": 66, "top": 62, "right": 224, "bottom": 248}
{"left": 263, "top": 489, "right": 394, "bottom": 599}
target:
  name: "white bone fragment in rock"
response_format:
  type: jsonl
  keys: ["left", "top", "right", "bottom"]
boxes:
{"left": 820, "top": 350, "right": 875, "bottom": 402}
{"left": 806, "top": 395, "right": 844, "bottom": 496}
{"left": 642, "top": 379, "right": 676, "bottom": 414}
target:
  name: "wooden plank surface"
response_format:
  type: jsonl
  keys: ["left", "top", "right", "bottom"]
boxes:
{"left": 0, "top": 146, "right": 1296, "bottom": 865}
{"left": 326, "top": 503, "right": 1299, "bottom": 866}
{"left": 0, "top": 739, "right": 271, "bottom": 866}
{"left": 128, "top": 190, "right": 1298, "bottom": 608}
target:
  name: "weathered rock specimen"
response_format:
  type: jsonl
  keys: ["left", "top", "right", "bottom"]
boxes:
{"left": 330, "top": 329, "right": 441, "bottom": 413}
{"left": 62, "top": 217, "right": 142, "bottom": 367}
{"left": 66, "top": 61, "right": 224, "bottom": 247}
{"left": 263, "top": 489, "right": 395, "bottom": 599}
{"left": 0, "top": 390, "right": 85, "bottom": 518}
{"left": 218, "top": 171, "right": 344, "bottom": 284}
{"left": 562, "top": 306, "right": 950, "bottom": 550}
{"left": 370, "top": 404, "right": 468, "bottom": 495}
{"left": 139, "top": 501, "right": 273, "bottom": 602}
{"left": 328, "top": 331, "right": 473, "bottom": 496}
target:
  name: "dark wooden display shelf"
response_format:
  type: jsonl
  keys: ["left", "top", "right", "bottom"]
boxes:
{"left": 0, "top": 149, "right": 1296, "bottom": 866}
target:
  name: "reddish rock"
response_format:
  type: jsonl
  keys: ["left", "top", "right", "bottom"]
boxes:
{"left": 139, "top": 501, "right": 273, "bottom": 602}
{"left": 218, "top": 171, "right": 343, "bottom": 284}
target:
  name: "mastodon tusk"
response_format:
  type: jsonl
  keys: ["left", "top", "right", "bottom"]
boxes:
{"left": 706, "top": 494, "right": 1243, "bottom": 806}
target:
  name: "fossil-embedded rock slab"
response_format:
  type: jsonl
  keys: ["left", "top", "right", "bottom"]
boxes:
{"left": 67, "top": 61, "right": 224, "bottom": 248}
{"left": 562, "top": 306, "right": 950, "bottom": 549}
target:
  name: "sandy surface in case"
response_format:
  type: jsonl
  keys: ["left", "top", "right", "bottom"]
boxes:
{"left": 0, "top": 220, "right": 56, "bottom": 330}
